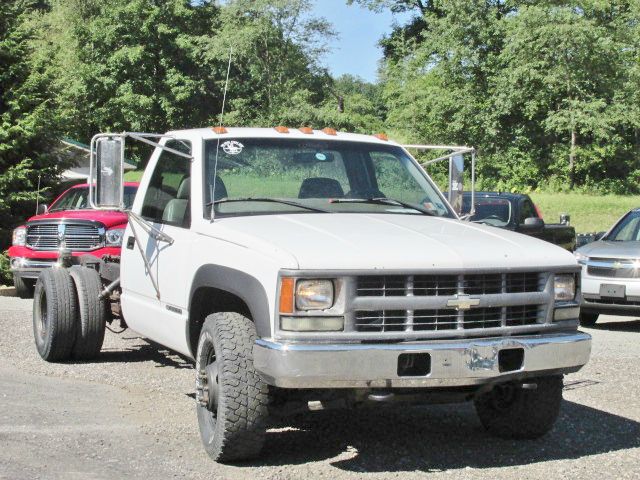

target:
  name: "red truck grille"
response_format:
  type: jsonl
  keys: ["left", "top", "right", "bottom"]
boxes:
{"left": 26, "top": 222, "right": 104, "bottom": 251}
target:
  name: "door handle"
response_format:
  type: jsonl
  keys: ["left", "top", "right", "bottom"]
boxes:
{"left": 126, "top": 236, "right": 135, "bottom": 250}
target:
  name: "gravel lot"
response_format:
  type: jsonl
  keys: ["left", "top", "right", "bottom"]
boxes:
{"left": 0, "top": 296, "right": 638, "bottom": 480}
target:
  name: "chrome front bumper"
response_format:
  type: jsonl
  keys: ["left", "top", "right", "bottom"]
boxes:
{"left": 253, "top": 332, "right": 592, "bottom": 389}
{"left": 10, "top": 257, "right": 57, "bottom": 279}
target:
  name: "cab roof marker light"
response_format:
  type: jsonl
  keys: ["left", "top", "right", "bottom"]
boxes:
{"left": 322, "top": 128, "right": 337, "bottom": 136}
{"left": 211, "top": 126, "right": 228, "bottom": 134}
{"left": 374, "top": 133, "right": 389, "bottom": 141}
{"left": 299, "top": 127, "right": 314, "bottom": 134}
{"left": 274, "top": 126, "right": 289, "bottom": 134}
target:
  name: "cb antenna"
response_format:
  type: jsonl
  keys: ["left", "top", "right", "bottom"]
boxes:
{"left": 210, "top": 47, "right": 233, "bottom": 222}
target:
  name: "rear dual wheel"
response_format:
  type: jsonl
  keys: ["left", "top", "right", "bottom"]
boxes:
{"left": 33, "top": 267, "right": 107, "bottom": 362}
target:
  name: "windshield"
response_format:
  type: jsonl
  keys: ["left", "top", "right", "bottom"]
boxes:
{"left": 606, "top": 211, "right": 640, "bottom": 241}
{"left": 203, "top": 138, "right": 452, "bottom": 218}
{"left": 49, "top": 185, "right": 137, "bottom": 212}
{"left": 461, "top": 196, "right": 512, "bottom": 227}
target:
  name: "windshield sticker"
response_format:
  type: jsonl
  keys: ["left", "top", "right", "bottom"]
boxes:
{"left": 315, "top": 153, "right": 327, "bottom": 161}
{"left": 221, "top": 140, "right": 243, "bottom": 155}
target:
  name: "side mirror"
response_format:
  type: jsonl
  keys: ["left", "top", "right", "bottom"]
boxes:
{"left": 448, "top": 154, "right": 464, "bottom": 215}
{"left": 595, "top": 231, "right": 606, "bottom": 241}
{"left": 90, "top": 135, "right": 125, "bottom": 210}
{"left": 520, "top": 216, "right": 545, "bottom": 233}
{"left": 36, "top": 204, "right": 48, "bottom": 215}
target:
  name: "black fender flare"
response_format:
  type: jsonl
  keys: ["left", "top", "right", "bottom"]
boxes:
{"left": 189, "top": 264, "right": 271, "bottom": 338}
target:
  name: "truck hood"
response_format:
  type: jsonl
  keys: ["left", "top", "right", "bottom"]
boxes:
{"left": 27, "top": 210, "right": 128, "bottom": 229}
{"left": 213, "top": 213, "right": 577, "bottom": 271}
{"left": 577, "top": 240, "right": 640, "bottom": 259}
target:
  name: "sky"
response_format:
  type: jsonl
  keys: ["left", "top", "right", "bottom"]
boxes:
{"left": 310, "top": 1, "right": 412, "bottom": 83}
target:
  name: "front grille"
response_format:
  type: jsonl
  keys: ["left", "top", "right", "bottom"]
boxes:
{"left": 26, "top": 221, "right": 104, "bottom": 251}
{"left": 354, "top": 272, "right": 548, "bottom": 334}
{"left": 356, "top": 272, "right": 543, "bottom": 297}
{"left": 587, "top": 258, "right": 640, "bottom": 279}
{"left": 586, "top": 298, "right": 640, "bottom": 306}
{"left": 355, "top": 305, "right": 544, "bottom": 333}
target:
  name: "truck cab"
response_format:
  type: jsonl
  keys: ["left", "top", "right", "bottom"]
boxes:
{"left": 31, "top": 127, "right": 591, "bottom": 463}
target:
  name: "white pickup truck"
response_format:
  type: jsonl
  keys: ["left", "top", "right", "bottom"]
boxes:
{"left": 32, "top": 127, "right": 591, "bottom": 462}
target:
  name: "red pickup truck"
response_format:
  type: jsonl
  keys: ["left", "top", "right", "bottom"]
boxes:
{"left": 8, "top": 182, "right": 139, "bottom": 298}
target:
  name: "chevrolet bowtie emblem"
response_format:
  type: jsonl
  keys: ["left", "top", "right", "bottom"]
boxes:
{"left": 447, "top": 294, "right": 480, "bottom": 311}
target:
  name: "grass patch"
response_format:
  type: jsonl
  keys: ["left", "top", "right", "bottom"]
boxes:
{"left": 124, "top": 170, "right": 144, "bottom": 182}
{"left": 530, "top": 192, "right": 640, "bottom": 234}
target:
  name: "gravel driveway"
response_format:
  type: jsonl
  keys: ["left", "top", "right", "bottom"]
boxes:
{"left": 0, "top": 296, "right": 638, "bottom": 479}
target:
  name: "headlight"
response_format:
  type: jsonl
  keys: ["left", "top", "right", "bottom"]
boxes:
{"left": 574, "top": 251, "right": 588, "bottom": 265}
{"left": 280, "top": 316, "right": 344, "bottom": 331}
{"left": 295, "top": 279, "right": 334, "bottom": 310}
{"left": 554, "top": 274, "right": 576, "bottom": 301}
{"left": 105, "top": 228, "right": 125, "bottom": 246}
{"left": 12, "top": 227, "right": 26, "bottom": 246}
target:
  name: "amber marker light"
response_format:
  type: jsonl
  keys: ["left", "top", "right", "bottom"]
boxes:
{"left": 322, "top": 127, "right": 337, "bottom": 136}
{"left": 373, "top": 133, "right": 389, "bottom": 141}
{"left": 274, "top": 126, "right": 290, "bottom": 133}
{"left": 212, "top": 126, "right": 228, "bottom": 134}
{"left": 279, "top": 277, "right": 295, "bottom": 314}
{"left": 299, "top": 127, "right": 314, "bottom": 134}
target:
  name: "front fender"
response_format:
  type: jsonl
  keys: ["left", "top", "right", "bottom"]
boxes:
{"left": 189, "top": 264, "right": 271, "bottom": 338}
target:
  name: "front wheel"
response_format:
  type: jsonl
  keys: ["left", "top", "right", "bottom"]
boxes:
{"left": 474, "top": 376, "right": 563, "bottom": 439}
{"left": 195, "top": 312, "right": 269, "bottom": 462}
{"left": 14, "top": 275, "right": 35, "bottom": 299}
{"left": 579, "top": 311, "right": 599, "bottom": 327}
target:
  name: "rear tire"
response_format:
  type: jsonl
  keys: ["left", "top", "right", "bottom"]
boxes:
{"left": 33, "top": 268, "right": 78, "bottom": 362}
{"left": 474, "top": 376, "right": 563, "bottom": 439}
{"left": 69, "top": 266, "right": 108, "bottom": 359}
{"left": 14, "top": 275, "right": 35, "bottom": 299}
{"left": 579, "top": 311, "right": 599, "bottom": 327}
{"left": 195, "top": 312, "right": 269, "bottom": 462}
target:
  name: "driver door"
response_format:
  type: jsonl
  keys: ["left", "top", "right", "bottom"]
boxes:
{"left": 120, "top": 139, "right": 194, "bottom": 356}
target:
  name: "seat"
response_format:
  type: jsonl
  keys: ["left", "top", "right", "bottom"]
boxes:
{"left": 162, "top": 177, "right": 190, "bottom": 227}
{"left": 212, "top": 175, "right": 228, "bottom": 201}
{"left": 298, "top": 177, "right": 344, "bottom": 199}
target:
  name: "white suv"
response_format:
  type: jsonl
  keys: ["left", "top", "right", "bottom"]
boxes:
{"left": 576, "top": 207, "right": 640, "bottom": 325}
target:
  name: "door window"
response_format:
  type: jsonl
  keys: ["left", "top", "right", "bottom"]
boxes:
{"left": 141, "top": 140, "right": 192, "bottom": 228}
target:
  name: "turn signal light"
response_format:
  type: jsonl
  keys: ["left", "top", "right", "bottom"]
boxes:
{"left": 322, "top": 128, "right": 337, "bottom": 136}
{"left": 299, "top": 127, "right": 314, "bottom": 134}
{"left": 279, "top": 278, "right": 295, "bottom": 314}
{"left": 274, "top": 126, "right": 289, "bottom": 133}
{"left": 374, "top": 133, "right": 389, "bottom": 141}
{"left": 212, "top": 126, "right": 228, "bottom": 134}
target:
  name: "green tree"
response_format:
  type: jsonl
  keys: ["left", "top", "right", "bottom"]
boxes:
{"left": 0, "top": 0, "right": 63, "bottom": 252}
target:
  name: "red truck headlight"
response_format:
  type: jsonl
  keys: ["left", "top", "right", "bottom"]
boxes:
{"left": 12, "top": 227, "right": 26, "bottom": 246}
{"left": 105, "top": 228, "right": 125, "bottom": 247}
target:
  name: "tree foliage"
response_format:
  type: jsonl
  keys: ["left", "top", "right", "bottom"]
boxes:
{"left": 378, "top": 0, "right": 640, "bottom": 193}
{"left": 0, "top": 0, "right": 63, "bottom": 247}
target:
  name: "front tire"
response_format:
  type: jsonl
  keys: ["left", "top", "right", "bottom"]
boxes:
{"left": 195, "top": 312, "right": 269, "bottom": 463}
{"left": 33, "top": 268, "right": 78, "bottom": 362}
{"left": 14, "top": 275, "right": 35, "bottom": 299}
{"left": 579, "top": 311, "right": 599, "bottom": 327}
{"left": 474, "top": 376, "right": 563, "bottom": 439}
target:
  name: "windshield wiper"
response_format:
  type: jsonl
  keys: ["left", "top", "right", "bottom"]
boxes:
{"left": 208, "top": 197, "right": 331, "bottom": 213}
{"left": 329, "top": 197, "right": 436, "bottom": 216}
